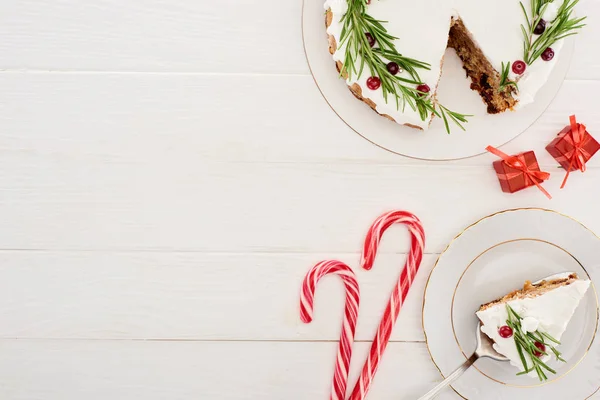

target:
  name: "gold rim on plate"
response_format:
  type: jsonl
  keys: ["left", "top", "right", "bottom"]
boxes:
{"left": 422, "top": 208, "right": 600, "bottom": 399}
{"left": 300, "top": 1, "right": 574, "bottom": 161}
{"left": 450, "top": 238, "right": 599, "bottom": 388}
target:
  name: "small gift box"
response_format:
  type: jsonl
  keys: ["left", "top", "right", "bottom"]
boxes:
{"left": 546, "top": 115, "right": 600, "bottom": 188}
{"left": 486, "top": 146, "right": 551, "bottom": 199}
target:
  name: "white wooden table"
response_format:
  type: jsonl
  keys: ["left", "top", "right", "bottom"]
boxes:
{"left": 1, "top": 1, "right": 600, "bottom": 399}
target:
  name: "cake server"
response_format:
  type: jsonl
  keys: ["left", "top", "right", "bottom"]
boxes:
{"left": 417, "top": 321, "right": 508, "bottom": 400}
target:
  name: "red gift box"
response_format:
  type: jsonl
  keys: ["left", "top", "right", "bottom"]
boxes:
{"left": 486, "top": 146, "right": 551, "bottom": 199}
{"left": 546, "top": 115, "right": 599, "bottom": 188}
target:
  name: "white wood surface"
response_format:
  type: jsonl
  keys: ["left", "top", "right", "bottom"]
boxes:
{"left": 1, "top": 1, "right": 600, "bottom": 399}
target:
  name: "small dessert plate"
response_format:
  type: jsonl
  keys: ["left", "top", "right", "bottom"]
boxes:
{"left": 423, "top": 208, "right": 600, "bottom": 399}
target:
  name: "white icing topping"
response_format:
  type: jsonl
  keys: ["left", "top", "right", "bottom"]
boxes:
{"left": 476, "top": 277, "right": 591, "bottom": 376}
{"left": 521, "top": 316, "right": 540, "bottom": 333}
{"left": 542, "top": 1, "right": 563, "bottom": 22}
{"left": 324, "top": 0, "right": 569, "bottom": 129}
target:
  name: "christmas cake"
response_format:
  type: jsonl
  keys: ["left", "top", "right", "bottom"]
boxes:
{"left": 476, "top": 273, "right": 591, "bottom": 381}
{"left": 324, "top": 0, "right": 585, "bottom": 132}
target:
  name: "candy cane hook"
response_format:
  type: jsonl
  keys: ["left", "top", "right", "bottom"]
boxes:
{"left": 349, "top": 210, "right": 425, "bottom": 400}
{"left": 300, "top": 260, "right": 361, "bottom": 400}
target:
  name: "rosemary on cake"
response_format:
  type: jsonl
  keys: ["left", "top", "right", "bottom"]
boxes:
{"left": 338, "top": 0, "right": 470, "bottom": 133}
{"left": 505, "top": 304, "right": 565, "bottom": 381}
{"left": 519, "top": 0, "right": 586, "bottom": 65}
{"left": 499, "top": 61, "right": 519, "bottom": 93}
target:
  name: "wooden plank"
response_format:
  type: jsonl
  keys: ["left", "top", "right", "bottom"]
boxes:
{"left": 0, "top": 251, "right": 432, "bottom": 341}
{"left": 0, "top": 0, "right": 306, "bottom": 74}
{"left": 0, "top": 73, "right": 598, "bottom": 167}
{"left": 0, "top": 148, "right": 599, "bottom": 253}
{"left": 568, "top": 0, "right": 600, "bottom": 80}
{"left": 0, "top": 339, "right": 459, "bottom": 400}
{"left": 0, "top": 0, "right": 597, "bottom": 79}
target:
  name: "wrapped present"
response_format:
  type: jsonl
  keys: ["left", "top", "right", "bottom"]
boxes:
{"left": 486, "top": 146, "right": 551, "bottom": 199}
{"left": 546, "top": 115, "right": 600, "bottom": 188}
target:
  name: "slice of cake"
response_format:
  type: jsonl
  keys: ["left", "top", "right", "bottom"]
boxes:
{"left": 476, "top": 273, "right": 591, "bottom": 381}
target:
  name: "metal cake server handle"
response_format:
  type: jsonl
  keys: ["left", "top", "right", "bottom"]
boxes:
{"left": 417, "top": 322, "right": 508, "bottom": 400}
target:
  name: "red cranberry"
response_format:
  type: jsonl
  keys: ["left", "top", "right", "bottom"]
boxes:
{"left": 416, "top": 84, "right": 431, "bottom": 96}
{"left": 498, "top": 325, "right": 513, "bottom": 338}
{"left": 534, "top": 342, "right": 546, "bottom": 357}
{"left": 534, "top": 19, "right": 546, "bottom": 35}
{"left": 387, "top": 62, "right": 400, "bottom": 75}
{"left": 366, "top": 76, "right": 381, "bottom": 90}
{"left": 365, "top": 32, "right": 376, "bottom": 47}
{"left": 541, "top": 47, "right": 555, "bottom": 61}
{"left": 512, "top": 60, "right": 527, "bottom": 75}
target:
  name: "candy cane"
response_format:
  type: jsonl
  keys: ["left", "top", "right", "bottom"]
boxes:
{"left": 300, "top": 211, "right": 425, "bottom": 400}
{"left": 300, "top": 260, "right": 361, "bottom": 400}
{"left": 349, "top": 210, "right": 425, "bottom": 400}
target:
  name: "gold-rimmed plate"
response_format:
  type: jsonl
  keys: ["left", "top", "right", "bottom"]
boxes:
{"left": 423, "top": 208, "right": 600, "bottom": 399}
{"left": 301, "top": 0, "right": 575, "bottom": 161}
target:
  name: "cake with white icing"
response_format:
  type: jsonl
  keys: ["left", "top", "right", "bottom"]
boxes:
{"left": 324, "top": 0, "right": 585, "bottom": 132}
{"left": 476, "top": 273, "right": 591, "bottom": 381}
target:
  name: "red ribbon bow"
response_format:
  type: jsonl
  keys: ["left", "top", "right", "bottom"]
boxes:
{"left": 486, "top": 146, "right": 551, "bottom": 199}
{"left": 560, "top": 115, "right": 589, "bottom": 189}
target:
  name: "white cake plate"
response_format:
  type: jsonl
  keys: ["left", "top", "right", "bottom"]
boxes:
{"left": 302, "top": 0, "right": 575, "bottom": 161}
{"left": 422, "top": 209, "right": 600, "bottom": 399}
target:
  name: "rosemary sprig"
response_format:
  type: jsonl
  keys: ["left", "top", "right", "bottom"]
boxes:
{"left": 505, "top": 304, "right": 565, "bottom": 381}
{"left": 437, "top": 104, "right": 471, "bottom": 133}
{"left": 520, "top": 0, "right": 586, "bottom": 65}
{"left": 338, "top": 0, "right": 470, "bottom": 133}
{"left": 499, "top": 61, "right": 519, "bottom": 93}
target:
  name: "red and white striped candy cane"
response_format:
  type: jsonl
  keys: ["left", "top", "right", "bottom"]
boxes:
{"left": 349, "top": 210, "right": 425, "bottom": 400}
{"left": 300, "top": 260, "right": 361, "bottom": 400}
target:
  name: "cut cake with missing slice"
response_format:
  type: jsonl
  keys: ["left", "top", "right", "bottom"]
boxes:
{"left": 324, "top": 0, "right": 569, "bottom": 130}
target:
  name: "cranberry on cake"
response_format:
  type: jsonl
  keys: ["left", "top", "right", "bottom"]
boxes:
{"left": 476, "top": 273, "right": 591, "bottom": 381}
{"left": 324, "top": 0, "right": 586, "bottom": 132}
